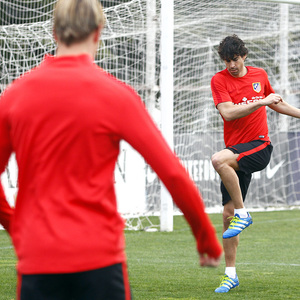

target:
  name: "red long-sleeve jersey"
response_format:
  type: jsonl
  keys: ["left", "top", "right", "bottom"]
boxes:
{"left": 0, "top": 54, "right": 222, "bottom": 274}
{"left": 211, "top": 66, "right": 275, "bottom": 147}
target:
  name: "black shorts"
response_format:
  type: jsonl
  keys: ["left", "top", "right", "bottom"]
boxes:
{"left": 18, "top": 263, "right": 132, "bottom": 300}
{"left": 221, "top": 140, "right": 273, "bottom": 206}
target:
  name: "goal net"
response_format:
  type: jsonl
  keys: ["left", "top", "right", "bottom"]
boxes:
{"left": 1, "top": 0, "right": 300, "bottom": 230}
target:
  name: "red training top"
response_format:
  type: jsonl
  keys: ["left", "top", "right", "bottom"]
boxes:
{"left": 0, "top": 54, "right": 222, "bottom": 274}
{"left": 211, "top": 66, "right": 275, "bottom": 147}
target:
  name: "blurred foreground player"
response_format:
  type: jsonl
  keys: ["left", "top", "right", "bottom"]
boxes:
{"left": 211, "top": 34, "right": 300, "bottom": 293}
{"left": 0, "top": 0, "right": 222, "bottom": 299}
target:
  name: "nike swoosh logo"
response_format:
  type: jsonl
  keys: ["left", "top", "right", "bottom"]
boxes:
{"left": 266, "top": 160, "right": 285, "bottom": 179}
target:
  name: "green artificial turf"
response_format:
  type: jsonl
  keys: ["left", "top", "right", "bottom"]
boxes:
{"left": 0, "top": 210, "right": 299, "bottom": 299}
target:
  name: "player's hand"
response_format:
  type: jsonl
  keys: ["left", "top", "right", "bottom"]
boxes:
{"left": 264, "top": 93, "right": 283, "bottom": 106}
{"left": 200, "top": 253, "right": 222, "bottom": 268}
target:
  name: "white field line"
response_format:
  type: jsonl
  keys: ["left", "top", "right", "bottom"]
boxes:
{"left": 237, "top": 262, "right": 300, "bottom": 267}
{"left": 212, "top": 216, "right": 300, "bottom": 228}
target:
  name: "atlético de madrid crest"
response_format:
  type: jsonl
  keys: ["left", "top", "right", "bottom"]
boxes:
{"left": 252, "top": 82, "right": 261, "bottom": 93}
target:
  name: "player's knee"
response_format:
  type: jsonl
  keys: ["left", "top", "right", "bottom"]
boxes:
{"left": 211, "top": 152, "right": 226, "bottom": 174}
{"left": 211, "top": 152, "right": 223, "bottom": 172}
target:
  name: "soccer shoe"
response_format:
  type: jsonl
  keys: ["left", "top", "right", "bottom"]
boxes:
{"left": 223, "top": 213, "right": 253, "bottom": 239}
{"left": 215, "top": 274, "right": 239, "bottom": 293}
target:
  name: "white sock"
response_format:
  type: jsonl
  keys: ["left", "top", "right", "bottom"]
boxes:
{"left": 225, "top": 267, "right": 236, "bottom": 278}
{"left": 234, "top": 208, "right": 248, "bottom": 218}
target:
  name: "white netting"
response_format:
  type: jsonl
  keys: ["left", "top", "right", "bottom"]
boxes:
{"left": 172, "top": 0, "right": 300, "bottom": 211}
{"left": 1, "top": 0, "right": 300, "bottom": 230}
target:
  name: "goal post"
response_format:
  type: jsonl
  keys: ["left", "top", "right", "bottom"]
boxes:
{"left": 160, "top": 0, "right": 174, "bottom": 232}
{"left": 1, "top": 0, "right": 300, "bottom": 232}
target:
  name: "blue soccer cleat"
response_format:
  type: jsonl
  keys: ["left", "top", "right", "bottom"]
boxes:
{"left": 215, "top": 274, "right": 239, "bottom": 293}
{"left": 223, "top": 213, "right": 253, "bottom": 239}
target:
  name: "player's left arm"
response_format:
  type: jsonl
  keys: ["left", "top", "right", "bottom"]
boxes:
{"left": 269, "top": 99, "right": 300, "bottom": 118}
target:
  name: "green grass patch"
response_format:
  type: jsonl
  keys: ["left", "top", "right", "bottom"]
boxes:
{"left": 0, "top": 210, "right": 299, "bottom": 299}
{"left": 125, "top": 210, "right": 300, "bottom": 300}
{"left": 0, "top": 232, "right": 16, "bottom": 300}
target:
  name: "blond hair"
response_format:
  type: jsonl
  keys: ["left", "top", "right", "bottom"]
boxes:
{"left": 54, "top": 0, "right": 106, "bottom": 46}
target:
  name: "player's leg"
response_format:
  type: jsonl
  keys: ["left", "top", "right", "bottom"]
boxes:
{"left": 223, "top": 200, "right": 239, "bottom": 268}
{"left": 215, "top": 202, "right": 240, "bottom": 293}
{"left": 215, "top": 171, "right": 252, "bottom": 293}
{"left": 212, "top": 149, "right": 252, "bottom": 239}
{"left": 222, "top": 171, "right": 253, "bottom": 239}
{"left": 211, "top": 149, "right": 244, "bottom": 210}
{"left": 222, "top": 140, "right": 272, "bottom": 238}
{"left": 215, "top": 141, "right": 273, "bottom": 293}
{"left": 214, "top": 140, "right": 272, "bottom": 239}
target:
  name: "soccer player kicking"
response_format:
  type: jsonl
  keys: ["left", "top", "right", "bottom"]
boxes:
{"left": 210, "top": 34, "right": 300, "bottom": 293}
{"left": 0, "top": 1, "right": 222, "bottom": 299}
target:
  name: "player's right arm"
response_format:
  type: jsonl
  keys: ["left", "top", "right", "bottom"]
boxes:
{"left": 217, "top": 93, "right": 282, "bottom": 121}
{"left": 211, "top": 73, "right": 282, "bottom": 121}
